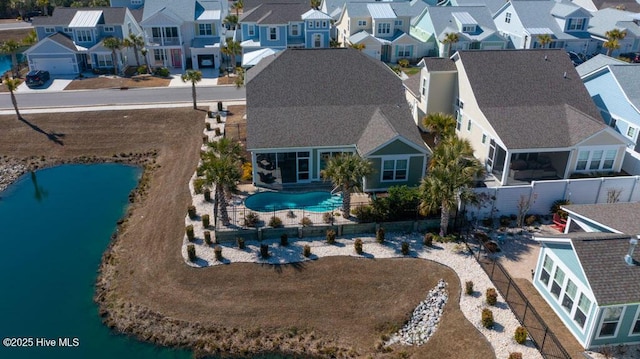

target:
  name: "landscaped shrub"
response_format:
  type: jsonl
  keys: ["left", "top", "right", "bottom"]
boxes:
{"left": 186, "top": 225, "right": 194, "bottom": 241}
{"left": 269, "top": 216, "right": 283, "bottom": 228}
{"left": 525, "top": 214, "right": 537, "bottom": 226}
{"left": 154, "top": 67, "right": 170, "bottom": 77}
{"left": 280, "top": 233, "right": 288, "bottom": 246}
{"left": 137, "top": 65, "right": 147, "bottom": 74}
{"left": 205, "top": 122, "right": 211, "bottom": 131}
{"left": 424, "top": 232, "right": 434, "bottom": 247}
{"left": 303, "top": 244, "right": 311, "bottom": 257}
{"left": 376, "top": 227, "right": 385, "bottom": 243}
{"left": 514, "top": 326, "right": 528, "bottom": 344}
{"left": 354, "top": 238, "right": 363, "bottom": 254}
{"left": 401, "top": 241, "right": 410, "bottom": 255}
{"left": 204, "top": 231, "right": 212, "bottom": 245}
{"left": 202, "top": 214, "right": 210, "bottom": 228}
{"left": 300, "top": 216, "right": 313, "bottom": 227}
{"left": 322, "top": 212, "right": 333, "bottom": 224}
{"left": 352, "top": 204, "right": 380, "bottom": 223}
{"left": 465, "top": 281, "right": 474, "bottom": 295}
{"left": 214, "top": 245, "right": 223, "bottom": 261}
{"left": 187, "top": 205, "right": 197, "bottom": 219}
{"left": 237, "top": 237, "right": 245, "bottom": 249}
{"left": 508, "top": 352, "right": 523, "bottom": 359}
{"left": 214, "top": 127, "right": 221, "bottom": 136}
{"left": 398, "top": 59, "right": 410, "bottom": 67}
{"left": 204, "top": 188, "right": 211, "bottom": 201}
{"left": 244, "top": 211, "right": 259, "bottom": 227}
{"left": 216, "top": 113, "right": 221, "bottom": 123}
{"left": 187, "top": 244, "right": 196, "bottom": 261}
{"left": 551, "top": 199, "right": 571, "bottom": 219}
{"left": 500, "top": 215, "right": 511, "bottom": 227}
{"left": 241, "top": 162, "right": 252, "bottom": 181}
{"left": 260, "top": 244, "right": 269, "bottom": 258}
{"left": 486, "top": 288, "right": 498, "bottom": 306}
{"left": 326, "top": 229, "right": 336, "bottom": 244}
{"left": 481, "top": 308, "right": 494, "bottom": 328}
{"left": 217, "top": 101, "right": 223, "bottom": 112}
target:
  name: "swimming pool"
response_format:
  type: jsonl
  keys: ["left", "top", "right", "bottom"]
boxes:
{"left": 0, "top": 54, "right": 24, "bottom": 75}
{"left": 244, "top": 191, "right": 342, "bottom": 212}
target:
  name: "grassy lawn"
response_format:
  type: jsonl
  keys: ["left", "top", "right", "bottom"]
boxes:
{"left": 0, "top": 28, "right": 33, "bottom": 42}
{"left": 0, "top": 109, "right": 495, "bottom": 358}
{"left": 402, "top": 67, "right": 421, "bottom": 76}
{"left": 64, "top": 75, "right": 170, "bottom": 90}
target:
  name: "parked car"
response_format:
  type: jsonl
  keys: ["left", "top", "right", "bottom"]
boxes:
{"left": 567, "top": 51, "right": 584, "bottom": 66}
{"left": 25, "top": 70, "right": 50, "bottom": 88}
{"left": 619, "top": 52, "right": 640, "bottom": 63}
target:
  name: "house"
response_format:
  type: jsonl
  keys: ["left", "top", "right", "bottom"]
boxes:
{"left": 239, "top": 0, "right": 332, "bottom": 58}
{"left": 410, "top": 5, "right": 508, "bottom": 58}
{"left": 493, "top": 0, "right": 599, "bottom": 56}
{"left": 245, "top": 48, "right": 430, "bottom": 191}
{"left": 109, "top": 0, "right": 145, "bottom": 9}
{"left": 334, "top": 1, "right": 428, "bottom": 63}
{"left": 571, "top": 0, "right": 640, "bottom": 13}
{"left": 405, "top": 49, "right": 630, "bottom": 186}
{"left": 587, "top": 8, "right": 640, "bottom": 58}
{"left": 533, "top": 202, "right": 640, "bottom": 350}
{"left": 25, "top": 6, "right": 143, "bottom": 75}
{"left": 450, "top": 0, "right": 509, "bottom": 16}
{"left": 140, "top": 0, "right": 228, "bottom": 71}
{"left": 580, "top": 60, "right": 640, "bottom": 152}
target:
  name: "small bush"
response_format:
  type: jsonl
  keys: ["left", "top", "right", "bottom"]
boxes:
{"left": 187, "top": 244, "right": 196, "bottom": 261}
{"left": 204, "top": 231, "right": 212, "bottom": 245}
{"left": 187, "top": 205, "right": 197, "bottom": 219}
{"left": 215, "top": 113, "right": 221, "bottom": 123}
{"left": 303, "top": 244, "right": 311, "bottom": 257}
{"left": 137, "top": 65, "right": 147, "bottom": 74}
{"left": 322, "top": 212, "right": 333, "bottom": 224}
{"left": 154, "top": 67, "right": 170, "bottom": 77}
{"left": 204, "top": 188, "right": 211, "bottom": 201}
{"left": 202, "top": 214, "right": 210, "bottom": 228}
{"left": 398, "top": 59, "right": 410, "bottom": 67}
{"left": 186, "top": 225, "right": 194, "bottom": 241}
{"left": 354, "top": 238, "right": 363, "bottom": 254}
{"left": 352, "top": 205, "right": 380, "bottom": 223}
{"left": 465, "top": 281, "right": 474, "bottom": 295}
{"left": 508, "top": 353, "right": 523, "bottom": 359}
{"left": 300, "top": 216, "right": 313, "bottom": 227}
{"left": 214, "top": 245, "right": 223, "bottom": 261}
{"left": 241, "top": 162, "right": 252, "bottom": 181}
{"left": 237, "top": 237, "right": 245, "bottom": 249}
{"left": 500, "top": 215, "right": 511, "bottom": 227}
{"left": 217, "top": 101, "right": 223, "bottom": 112}
{"left": 280, "top": 233, "right": 288, "bottom": 246}
{"left": 525, "top": 215, "right": 537, "bottom": 226}
{"left": 514, "top": 326, "right": 528, "bottom": 344}
{"left": 424, "top": 232, "right": 434, "bottom": 247}
{"left": 269, "top": 216, "right": 283, "bottom": 228}
{"left": 481, "top": 308, "right": 494, "bottom": 328}
{"left": 326, "top": 229, "right": 336, "bottom": 244}
{"left": 215, "top": 127, "right": 221, "bottom": 136}
{"left": 486, "top": 288, "right": 498, "bottom": 306}
{"left": 205, "top": 122, "right": 211, "bottom": 131}
{"left": 244, "top": 211, "right": 259, "bottom": 227}
{"left": 376, "top": 227, "right": 385, "bottom": 243}
{"left": 401, "top": 241, "right": 410, "bottom": 255}
{"left": 260, "top": 244, "right": 269, "bottom": 258}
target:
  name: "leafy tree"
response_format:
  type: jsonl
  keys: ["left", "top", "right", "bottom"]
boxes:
{"left": 442, "top": 32, "right": 459, "bottom": 57}
{"left": 22, "top": 29, "right": 37, "bottom": 46}
{"left": 423, "top": 112, "right": 456, "bottom": 145}
{"left": 1, "top": 40, "right": 22, "bottom": 78}
{"left": 3, "top": 76, "right": 22, "bottom": 120}
{"left": 181, "top": 70, "right": 202, "bottom": 109}
{"left": 123, "top": 33, "right": 144, "bottom": 67}
{"left": 321, "top": 154, "right": 372, "bottom": 218}
{"left": 604, "top": 28, "right": 626, "bottom": 56}
{"left": 102, "top": 37, "right": 122, "bottom": 75}
{"left": 310, "top": 0, "right": 321, "bottom": 10}
{"left": 223, "top": 14, "right": 238, "bottom": 31}
{"left": 536, "top": 34, "right": 552, "bottom": 48}
{"left": 419, "top": 136, "right": 485, "bottom": 235}
{"left": 36, "top": 0, "right": 48, "bottom": 16}
{"left": 349, "top": 43, "right": 365, "bottom": 51}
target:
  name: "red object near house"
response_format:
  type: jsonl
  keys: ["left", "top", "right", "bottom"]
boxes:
{"left": 552, "top": 213, "right": 567, "bottom": 232}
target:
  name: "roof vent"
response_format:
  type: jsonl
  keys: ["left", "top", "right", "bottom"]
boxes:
{"left": 624, "top": 236, "right": 639, "bottom": 265}
{"left": 544, "top": 55, "right": 548, "bottom": 61}
{"left": 563, "top": 71, "right": 567, "bottom": 78}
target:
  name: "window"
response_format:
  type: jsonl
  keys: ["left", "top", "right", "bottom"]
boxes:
{"left": 627, "top": 126, "right": 636, "bottom": 138}
{"left": 576, "top": 149, "right": 618, "bottom": 171}
{"left": 290, "top": 24, "right": 299, "bottom": 36}
{"left": 164, "top": 27, "right": 178, "bottom": 38}
{"left": 132, "top": 0, "right": 142, "bottom": 4}
{"left": 455, "top": 98, "right": 464, "bottom": 109}
{"left": 482, "top": 134, "right": 487, "bottom": 145}
{"left": 603, "top": 150, "right": 616, "bottom": 169}
{"left": 76, "top": 29, "right": 93, "bottom": 42}
{"left": 198, "top": 23, "right": 212, "bottom": 36}
{"left": 377, "top": 23, "right": 390, "bottom": 35}
{"left": 540, "top": 255, "right": 553, "bottom": 286}
{"left": 466, "top": 119, "right": 472, "bottom": 132}
{"left": 574, "top": 294, "right": 590, "bottom": 328}
{"left": 455, "top": 111, "right": 462, "bottom": 130}
{"left": 96, "top": 54, "right": 113, "bottom": 67}
{"left": 103, "top": 26, "right": 114, "bottom": 32}
{"left": 631, "top": 308, "right": 640, "bottom": 336}
{"left": 567, "top": 18, "right": 585, "bottom": 31}
{"left": 315, "top": 21, "right": 321, "bottom": 28}
{"left": 153, "top": 49, "right": 166, "bottom": 62}
{"left": 550, "top": 266, "right": 565, "bottom": 298}
{"left": 394, "top": 20, "right": 402, "bottom": 26}
{"left": 45, "top": 27, "right": 55, "bottom": 34}
{"left": 248, "top": 25, "right": 255, "bottom": 36}
{"left": 322, "top": 21, "right": 327, "bottom": 28}
{"left": 505, "top": 12, "right": 511, "bottom": 24}
{"left": 609, "top": 117, "right": 617, "bottom": 129}
{"left": 598, "top": 306, "right": 624, "bottom": 338}
{"left": 561, "top": 279, "right": 577, "bottom": 313}
{"left": 589, "top": 150, "right": 603, "bottom": 170}
{"left": 397, "top": 45, "right": 412, "bottom": 57}
{"left": 309, "top": 21, "right": 314, "bottom": 29}
{"left": 421, "top": 78, "right": 426, "bottom": 96}
{"left": 313, "top": 34, "right": 322, "bottom": 48}
{"left": 63, "top": 27, "right": 71, "bottom": 33}
{"left": 269, "top": 27, "right": 278, "bottom": 41}
{"left": 462, "top": 25, "right": 476, "bottom": 33}
{"left": 382, "top": 158, "right": 408, "bottom": 181}
{"left": 358, "top": 20, "right": 366, "bottom": 27}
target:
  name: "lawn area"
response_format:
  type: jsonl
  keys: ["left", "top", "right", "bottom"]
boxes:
{"left": 402, "top": 66, "right": 421, "bottom": 76}
{"left": 0, "top": 28, "right": 33, "bottom": 42}
{"left": 0, "top": 108, "right": 495, "bottom": 358}
{"left": 64, "top": 75, "right": 170, "bottom": 90}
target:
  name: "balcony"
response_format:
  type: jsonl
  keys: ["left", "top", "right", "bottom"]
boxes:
{"left": 148, "top": 37, "right": 181, "bottom": 46}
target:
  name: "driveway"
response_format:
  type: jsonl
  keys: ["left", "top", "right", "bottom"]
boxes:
{"left": 17, "top": 76, "right": 73, "bottom": 93}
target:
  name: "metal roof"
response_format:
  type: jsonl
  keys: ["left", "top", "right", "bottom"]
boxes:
{"left": 452, "top": 12, "right": 477, "bottom": 25}
{"left": 301, "top": 9, "right": 332, "bottom": 20}
{"left": 196, "top": 10, "right": 221, "bottom": 20}
{"left": 526, "top": 27, "right": 554, "bottom": 35}
{"left": 367, "top": 4, "right": 396, "bottom": 20}
{"left": 69, "top": 10, "right": 103, "bottom": 28}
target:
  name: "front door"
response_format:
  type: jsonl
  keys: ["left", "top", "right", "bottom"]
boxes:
{"left": 381, "top": 44, "right": 391, "bottom": 62}
{"left": 171, "top": 49, "right": 182, "bottom": 68}
{"left": 297, "top": 151, "right": 310, "bottom": 182}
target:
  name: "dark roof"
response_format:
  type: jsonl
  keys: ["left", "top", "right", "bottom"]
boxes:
{"left": 592, "top": 0, "right": 640, "bottom": 12}
{"left": 456, "top": 49, "right": 607, "bottom": 150}
{"left": 243, "top": 0, "right": 307, "bottom": 12}
{"left": 403, "top": 72, "right": 420, "bottom": 98}
{"left": 47, "top": 32, "right": 79, "bottom": 52}
{"left": 130, "top": 8, "right": 144, "bottom": 23}
{"left": 32, "top": 7, "right": 129, "bottom": 26}
{"left": 422, "top": 57, "right": 457, "bottom": 72}
{"left": 245, "top": 48, "right": 427, "bottom": 154}
{"left": 564, "top": 202, "right": 640, "bottom": 235}
{"left": 240, "top": 2, "right": 310, "bottom": 24}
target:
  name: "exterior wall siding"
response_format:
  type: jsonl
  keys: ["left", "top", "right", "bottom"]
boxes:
{"left": 364, "top": 155, "right": 425, "bottom": 191}
{"left": 259, "top": 25, "right": 287, "bottom": 47}
{"left": 589, "top": 304, "right": 640, "bottom": 347}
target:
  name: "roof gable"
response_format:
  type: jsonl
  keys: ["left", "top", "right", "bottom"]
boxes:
{"left": 24, "top": 33, "right": 80, "bottom": 54}
{"left": 564, "top": 202, "right": 640, "bottom": 235}
{"left": 609, "top": 65, "right": 640, "bottom": 112}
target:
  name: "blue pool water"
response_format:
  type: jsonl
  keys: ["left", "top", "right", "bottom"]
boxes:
{"left": 0, "top": 54, "right": 24, "bottom": 75}
{"left": 244, "top": 191, "right": 342, "bottom": 212}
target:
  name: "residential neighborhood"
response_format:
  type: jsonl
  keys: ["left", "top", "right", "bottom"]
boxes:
{"left": 1, "top": 0, "right": 640, "bottom": 358}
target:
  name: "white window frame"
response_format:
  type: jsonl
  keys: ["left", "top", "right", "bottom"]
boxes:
{"left": 75, "top": 29, "right": 93, "bottom": 42}
{"left": 269, "top": 26, "right": 278, "bottom": 41}
{"left": 309, "top": 21, "right": 314, "bottom": 29}
{"left": 96, "top": 53, "right": 113, "bottom": 67}
{"left": 567, "top": 18, "right": 585, "bottom": 31}
{"left": 540, "top": 254, "right": 553, "bottom": 286}
{"left": 381, "top": 156, "right": 409, "bottom": 182}
{"left": 574, "top": 293, "right": 591, "bottom": 329}
{"left": 550, "top": 266, "right": 565, "bottom": 299}
{"left": 575, "top": 147, "right": 618, "bottom": 172}
{"left": 322, "top": 21, "right": 327, "bottom": 28}
{"left": 482, "top": 133, "right": 488, "bottom": 145}
{"left": 315, "top": 21, "right": 321, "bottom": 28}
{"left": 290, "top": 23, "right": 299, "bottom": 36}
{"left": 397, "top": 44, "right": 411, "bottom": 57}
{"left": 131, "top": 0, "right": 143, "bottom": 4}
{"left": 248, "top": 24, "right": 255, "bottom": 36}
{"left": 394, "top": 19, "right": 402, "bottom": 27}
{"left": 596, "top": 306, "right": 626, "bottom": 339}
{"left": 505, "top": 12, "right": 511, "bottom": 24}
{"left": 103, "top": 26, "right": 114, "bottom": 33}
{"left": 63, "top": 27, "right": 71, "bottom": 33}
{"left": 466, "top": 119, "right": 472, "bottom": 132}
{"left": 627, "top": 126, "right": 636, "bottom": 138}
{"left": 629, "top": 306, "right": 640, "bottom": 337}
{"left": 462, "top": 25, "right": 476, "bottom": 33}
{"left": 561, "top": 279, "right": 577, "bottom": 314}
{"left": 45, "top": 27, "right": 55, "bottom": 34}
{"left": 313, "top": 33, "right": 322, "bottom": 48}
{"left": 198, "top": 23, "right": 213, "bottom": 36}
{"left": 357, "top": 20, "right": 366, "bottom": 27}
{"left": 377, "top": 22, "right": 390, "bottom": 35}
{"left": 421, "top": 78, "right": 426, "bottom": 96}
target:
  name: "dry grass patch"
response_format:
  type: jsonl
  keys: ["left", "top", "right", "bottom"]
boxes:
{"left": 64, "top": 76, "right": 170, "bottom": 90}
{"left": 0, "top": 28, "right": 32, "bottom": 42}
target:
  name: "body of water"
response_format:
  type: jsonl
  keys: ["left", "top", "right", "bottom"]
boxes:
{"left": 0, "top": 164, "right": 191, "bottom": 359}
{"left": 0, "top": 54, "right": 24, "bottom": 75}
{"left": 244, "top": 191, "right": 342, "bottom": 212}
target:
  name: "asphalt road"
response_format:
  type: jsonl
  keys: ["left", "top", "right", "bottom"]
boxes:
{"left": 0, "top": 85, "right": 246, "bottom": 110}
{"left": 0, "top": 21, "right": 33, "bottom": 30}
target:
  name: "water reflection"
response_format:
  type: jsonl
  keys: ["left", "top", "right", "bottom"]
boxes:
{"left": 30, "top": 171, "right": 48, "bottom": 202}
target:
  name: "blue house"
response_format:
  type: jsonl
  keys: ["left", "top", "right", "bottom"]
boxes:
{"left": 533, "top": 202, "right": 640, "bottom": 350}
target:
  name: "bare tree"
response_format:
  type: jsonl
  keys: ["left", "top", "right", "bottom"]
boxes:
{"left": 606, "top": 188, "right": 622, "bottom": 203}
{"left": 517, "top": 193, "right": 538, "bottom": 228}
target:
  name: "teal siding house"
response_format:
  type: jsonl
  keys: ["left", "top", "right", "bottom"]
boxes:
{"left": 245, "top": 48, "right": 429, "bottom": 192}
{"left": 533, "top": 202, "right": 640, "bottom": 350}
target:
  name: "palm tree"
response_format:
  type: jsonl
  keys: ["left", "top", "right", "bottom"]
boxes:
{"left": 1, "top": 40, "right": 22, "bottom": 78}
{"left": 222, "top": 38, "right": 242, "bottom": 74}
{"left": 349, "top": 43, "right": 365, "bottom": 51}
{"left": 234, "top": 67, "right": 244, "bottom": 88}
{"left": 231, "top": 0, "right": 243, "bottom": 17}
{"left": 181, "top": 69, "right": 202, "bottom": 109}
{"left": 419, "top": 136, "right": 484, "bottom": 235}
{"left": 102, "top": 37, "right": 122, "bottom": 75}
{"left": 536, "top": 34, "right": 552, "bottom": 49}
{"left": 321, "top": 153, "right": 372, "bottom": 218}
{"left": 223, "top": 14, "right": 238, "bottom": 31}
{"left": 422, "top": 112, "right": 456, "bottom": 146}
{"left": 330, "top": 39, "right": 342, "bottom": 48}
{"left": 123, "top": 33, "right": 144, "bottom": 67}
{"left": 3, "top": 76, "right": 22, "bottom": 120}
{"left": 140, "top": 48, "right": 151, "bottom": 74}
{"left": 310, "top": 0, "right": 321, "bottom": 10}
{"left": 442, "top": 32, "right": 459, "bottom": 57}
{"left": 22, "top": 29, "right": 37, "bottom": 46}
{"left": 604, "top": 28, "right": 626, "bottom": 56}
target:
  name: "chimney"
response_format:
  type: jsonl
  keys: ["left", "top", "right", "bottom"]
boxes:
{"left": 624, "top": 236, "right": 639, "bottom": 265}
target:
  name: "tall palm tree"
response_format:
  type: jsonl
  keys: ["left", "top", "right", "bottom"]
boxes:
{"left": 536, "top": 34, "right": 552, "bottom": 48}
{"left": 423, "top": 112, "right": 456, "bottom": 146}
{"left": 140, "top": 48, "right": 151, "bottom": 74}
{"left": 419, "top": 136, "right": 484, "bottom": 235}
{"left": 231, "top": 0, "right": 243, "bottom": 17}
{"left": 442, "top": 32, "right": 459, "bottom": 57}
{"left": 321, "top": 153, "right": 372, "bottom": 218}
{"left": 181, "top": 69, "right": 202, "bottom": 109}
{"left": 1, "top": 40, "right": 22, "bottom": 78}
{"left": 604, "top": 28, "right": 626, "bottom": 56}
{"left": 310, "top": 0, "right": 321, "bottom": 10}
{"left": 222, "top": 38, "right": 242, "bottom": 74}
{"left": 3, "top": 76, "right": 22, "bottom": 120}
{"left": 123, "top": 33, "right": 144, "bottom": 67}
{"left": 102, "top": 37, "right": 122, "bottom": 75}
{"left": 223, "top": 14, "right": 238, "bottom": 31}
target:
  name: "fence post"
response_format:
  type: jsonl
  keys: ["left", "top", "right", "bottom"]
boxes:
{"left": 523, "top": 302, "right": 528, "bottom": 323}
{"left": 490, "top": 259, "right": 496, "bottom": 278}
{"left": 505, "top": 277, "right": 511, "bottom": 301}
{"left": 541, "top": 327, "right": 548, "bottom": 351}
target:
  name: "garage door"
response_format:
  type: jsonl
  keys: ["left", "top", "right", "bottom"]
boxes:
{"left": 32, "top": 57, "right": 77, "bottom": 75}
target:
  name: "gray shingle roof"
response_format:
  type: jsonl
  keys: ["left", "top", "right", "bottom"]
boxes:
{"left": 588, "top": 8, "right": 640, "bottom": 38}
{"left": 510, "top": 1, "right": 591, "bottom": 40}
{"left": 564, "top": 202, "right": 640, "bottom": 235}
{"left": 245, "top": 48, "right": 427, "bottom": 154}
{"left": 32, "top": 7, "right": 128, "bottom": 26}
{"left": 427, "top": 5, "right": 501, "bottom": 42}
{"left": 575, "top": 54, "right": 627, "bottom": 77}
{"left": 422, "top": 57, "right": 457, "bottom": 72}
{"left": 456, "top": 49, "right": 607, "bottom": 150}
{"left": 240, "top": 2, "right": 311, "bottom": 24}
{"left": 592, "top": 0, "right": 640, "bottom": 12}
{"left": 609, "top": 65, "right": 640, "bottom": 111}
{"left": 403, "top": 72, "right": 420, "bottom": 97}
{"left": 48, "top": 32, "right": 79, "bottom": 52}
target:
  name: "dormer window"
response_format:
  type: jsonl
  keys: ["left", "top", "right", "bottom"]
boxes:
{"left": 567, "top": 18, "right": 585, "bottom": 31}
{"left": 357, "top": 20, "right": 366, "bottom": 27}
{"left": 394, "top": 19, "right": 402, "bottom": 27}
{"left": 462, "top": 25, "right": 476, "bottom": 33}
{"left": 453, "top": 12, "right": 477, "bottom": 34}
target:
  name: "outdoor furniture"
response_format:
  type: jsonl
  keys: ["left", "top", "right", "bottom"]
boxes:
{"left": 551, "top": 213, "right": 567, "bottom": 232}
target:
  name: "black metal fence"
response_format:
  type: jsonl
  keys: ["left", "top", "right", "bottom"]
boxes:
{"left": 464, "top": 231, "right": 571, "bottom": 359}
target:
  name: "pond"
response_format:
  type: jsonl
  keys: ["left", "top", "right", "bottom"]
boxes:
{"left": 0, "top": 164, "right": 190, "bottom": 359}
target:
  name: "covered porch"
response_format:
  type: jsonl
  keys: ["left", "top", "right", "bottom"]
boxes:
{"left": 487, "top": 141, "right": 570, "bottom": 186}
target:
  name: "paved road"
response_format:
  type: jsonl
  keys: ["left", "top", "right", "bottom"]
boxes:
{"left": 0, "top": 21, "right": 33, "bottom": 30}
{"left": 0, "top": 85, "right": 246, "bottom": 110}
